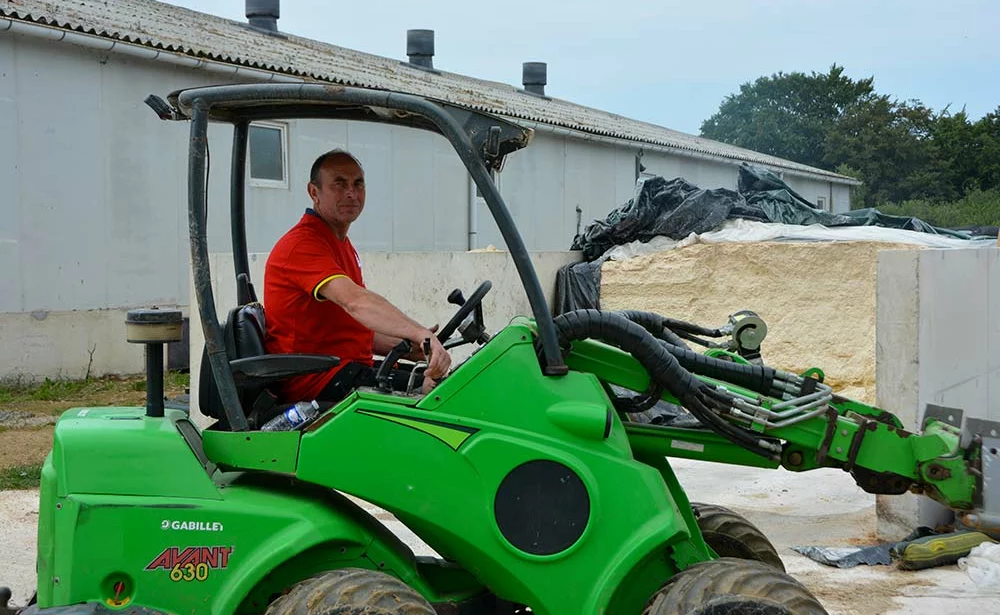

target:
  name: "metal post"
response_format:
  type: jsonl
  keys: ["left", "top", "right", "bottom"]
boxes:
{"left": 146, "top": 343, "right": 165, "bottom": 418}
{"left": 232, "top": 121, "right": 251, "bottom": 301}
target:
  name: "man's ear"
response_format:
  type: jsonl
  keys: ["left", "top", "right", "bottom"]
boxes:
{"left": 307, "top": 181, "right": 319, "bottom": 204}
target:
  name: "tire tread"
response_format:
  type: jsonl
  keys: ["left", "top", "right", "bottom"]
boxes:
{"left": 265, "top": 568, "right": 435, "bottom": 615}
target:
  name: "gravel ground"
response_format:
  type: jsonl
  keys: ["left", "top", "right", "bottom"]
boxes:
{"left": 3, "top": 460, "right": 999, "bottom": 614}
{"left": 0, "top": 411, "right": 57, "bottom": 430}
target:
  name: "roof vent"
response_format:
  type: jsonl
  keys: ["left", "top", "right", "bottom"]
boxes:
{"left": 246, "top": 0, "right": 280, "bottom": 33}
{"left": 522, "top": 62, "right": 547, "bottom": 96}
{"left": 407, "top": 29, "right": 435, "bottom": 69}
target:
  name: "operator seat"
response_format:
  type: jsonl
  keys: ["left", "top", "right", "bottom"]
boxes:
{"left": 198, "top": 274, "right": 339, "bottom": 430}
{"left": 198, "top": 302, "right": 272, "bottom": 430}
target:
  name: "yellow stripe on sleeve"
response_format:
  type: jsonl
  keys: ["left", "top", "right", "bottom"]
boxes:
{"left": 313, "top": 274, "right": 348, "bottom": 301}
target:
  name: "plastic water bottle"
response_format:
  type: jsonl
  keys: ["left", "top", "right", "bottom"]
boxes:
{"left": 260, "top": 400, "right": 320, "bottom": 432}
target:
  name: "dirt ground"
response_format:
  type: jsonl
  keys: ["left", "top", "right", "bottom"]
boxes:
{"left": 0, "top": 430, "right": 53, "bottom": 469}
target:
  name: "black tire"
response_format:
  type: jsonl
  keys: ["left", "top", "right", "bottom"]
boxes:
{"left": 644, "top": 558, "right": 827, "bottom": 615}
{"left": 265, "top": 568, "right": 435, "bottom": 615}
{"left": 691, "top": 502, "right": 785, "bottom": 572}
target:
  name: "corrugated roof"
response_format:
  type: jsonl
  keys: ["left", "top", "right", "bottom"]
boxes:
{"left": 1, "top": 0, "right": 857, "bottom": 183}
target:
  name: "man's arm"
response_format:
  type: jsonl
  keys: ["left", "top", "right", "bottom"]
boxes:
{"left": 374, "top": 328, "right": 439, "bottom": 359}
{"left": 373, "top": 332, "right": 402, "bottom": 357}
{"left": 318, "top": 277, "right": 451, "bottom": 380}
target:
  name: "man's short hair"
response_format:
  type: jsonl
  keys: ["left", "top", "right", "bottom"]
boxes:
{"left": 309, "top": 149, "right": 364, "bottom": 185}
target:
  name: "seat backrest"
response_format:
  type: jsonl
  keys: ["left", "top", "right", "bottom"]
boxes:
{"left": 198, "top": 303, "right": 274, "bottom": 429}
{"left": 229, "top": 302, "right": 266, "bottom": 360}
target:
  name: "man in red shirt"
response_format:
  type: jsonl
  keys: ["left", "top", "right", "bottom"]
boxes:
{"left": 264, "top": 149, "right": 451, "bottom": 403}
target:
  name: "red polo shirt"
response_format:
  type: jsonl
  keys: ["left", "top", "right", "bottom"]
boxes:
{"left": 263, "top": 209, "right": 374, "bottom": 402}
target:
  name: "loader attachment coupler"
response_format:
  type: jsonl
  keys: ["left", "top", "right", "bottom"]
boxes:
{"left": 955, "top": 416, "right": 1000, "bottom": 536}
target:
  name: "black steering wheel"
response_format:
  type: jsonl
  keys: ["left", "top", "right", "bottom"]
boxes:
{"left": 437, "top": 280, "right": 492, "bottom": 344}
{"left": 374, "top": 281, "right": 492, "bottom": 392}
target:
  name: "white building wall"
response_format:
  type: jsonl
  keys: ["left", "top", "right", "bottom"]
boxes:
{"left": 0, "top": 33, "right": 236, "bottom": 315}
{"left": 783, "top": 175, "right": 837, "bottom": 211}
{"left": 209, "top": 118, "right": 470, "bottom": 257}
{"left": 832, "top": 184, "right": 853, "bottom": 213}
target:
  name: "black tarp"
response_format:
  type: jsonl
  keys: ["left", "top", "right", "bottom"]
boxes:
{"left": 553, "top": 257, "right": 607, "bottom": 313}
{"left": 553, "top": 163, "right": 977, "bottom": 313}
{"left": 572, "top": 163, "right": 973, "bottom": 262}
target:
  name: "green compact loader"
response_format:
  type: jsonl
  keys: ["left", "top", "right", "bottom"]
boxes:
{"left": 3, "top": 83, "right": 998, "bottom": 615}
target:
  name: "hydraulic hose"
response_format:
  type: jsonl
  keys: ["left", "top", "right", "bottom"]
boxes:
{"left": 615, "top": 310, "right": 691, "bottom": 350}
{"left": 554, "top": 310, "right": 702, "bottom": 400}
{"left": 615, "top": 310, "right": 779, "bottom": 397}
{"left": 553, "top": 309, "right": 780, "bottom": 460}
{"left": 661, "top": 317, "right": 723, "bottom": 338}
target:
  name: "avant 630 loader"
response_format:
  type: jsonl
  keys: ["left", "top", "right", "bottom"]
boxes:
{"left": 2, "top": 83, "right": 997, "bottom": 615}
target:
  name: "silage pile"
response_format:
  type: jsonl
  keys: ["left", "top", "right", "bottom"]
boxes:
{"left": 600, "top": 241, "right": 922, "bottom": 404}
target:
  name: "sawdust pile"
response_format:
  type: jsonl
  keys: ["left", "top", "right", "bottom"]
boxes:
{"left": 600, "top": 242, "right": 921, "bottom": 404}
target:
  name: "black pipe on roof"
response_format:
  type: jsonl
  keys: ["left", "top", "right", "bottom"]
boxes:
{"left": 523, "top": 62, "right": 547, "bottom": 96}
{"left": 246, "top": 0, "right": 279, "bottom": 32}
{"left": 407, "top": 29, "right": 435, "bottom": 69}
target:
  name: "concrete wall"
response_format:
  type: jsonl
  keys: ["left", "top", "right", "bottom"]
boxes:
{"left": 875, "top": 247, "right": 1000, "bottom": 538}
{"left": 187, "top": 250, "right": 581, "bottom": 424}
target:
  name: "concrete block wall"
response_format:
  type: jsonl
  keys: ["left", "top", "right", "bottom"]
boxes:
{"left": 187, "top": 251, "right": 581, "bottom": 425}
{"left": 0, "top": 308, "right": 180, "bottom": 383}
{"left": 875, "top": 247, "right": 1000, "bottom": 538}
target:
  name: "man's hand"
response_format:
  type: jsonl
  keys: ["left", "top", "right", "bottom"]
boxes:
{"left": 415, "top": 329, "right": 451, "bottom": 381}
{"left": 402, "top": 325, "right": 438, "bottom": 361}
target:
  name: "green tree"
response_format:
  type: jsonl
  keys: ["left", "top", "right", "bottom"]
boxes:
{"left": 933, "top": 107, "right": 1000, "bottom": 194}
{"left": 700, "top": 65, "right": 875, "bottom": 169}
{"left": 824, "top": 97, "right": 950, "bottom": 206}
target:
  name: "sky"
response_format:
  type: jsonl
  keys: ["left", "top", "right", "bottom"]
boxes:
{"left": 163, "top": 0, "right": 1000, "bottom": 136}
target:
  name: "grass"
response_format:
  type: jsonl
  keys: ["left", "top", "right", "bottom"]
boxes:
{"left": 0, "top": 463, "right": 43, "bottom": 490}
{"left": 0, "top": 371, "right": 190, "bottom": 408}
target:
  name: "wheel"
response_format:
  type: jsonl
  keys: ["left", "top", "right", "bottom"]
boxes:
{"left": 265, "top": 568, "right": 435, "bottom": 615}
{"left": 644, "top": 558, "right": 827, "bottom": 615}
{"left": 691, "top": 502, "right": 784, "bottom": 571}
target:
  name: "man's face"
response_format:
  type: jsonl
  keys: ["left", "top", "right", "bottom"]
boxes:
{"left": 309, "top": 156, "right": 366, "bottom": 229}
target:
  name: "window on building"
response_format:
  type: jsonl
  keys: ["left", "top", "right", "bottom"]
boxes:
{"left": 816, "top": 196, "right": 828, "bottom": 211}
{"left": 249, "top": 122, "right": 287, "bottom": 186}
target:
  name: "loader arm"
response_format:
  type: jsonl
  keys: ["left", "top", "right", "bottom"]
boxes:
{"left": 564, "top": 337, "right": 988, "bottom": 517}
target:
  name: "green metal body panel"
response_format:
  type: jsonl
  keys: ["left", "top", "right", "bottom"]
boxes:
{"left": 35, "top": 409, "right": 482, "bottom": 615}
{"left": 49, "top": 408, "right": 220, "bottom": 500}
{"left": 202, "top": 430, "right": 300, "bottom": 474}
{"left": 295, "top": 324, "right": 706, "bottom": 614}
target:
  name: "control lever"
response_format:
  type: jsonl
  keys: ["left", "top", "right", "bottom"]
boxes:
{"left": 375, "top": 339, "right": 412, "bottom": 391}
{"left": 448, "top": 289, "right": 466, "bottom": 306}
